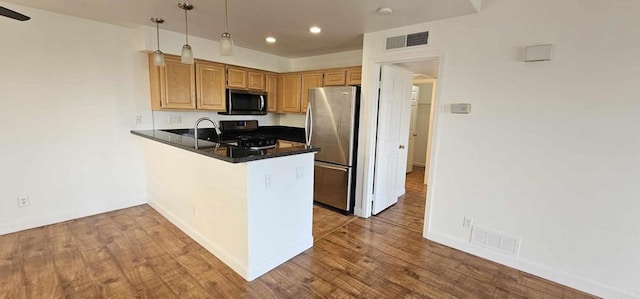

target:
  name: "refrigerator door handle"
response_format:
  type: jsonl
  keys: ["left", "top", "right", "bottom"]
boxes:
{"left": 305, "top": 101, "right": 313, "bottom": 146}
{"left": 314, "top": 161, "right": 348, "bottom": 172}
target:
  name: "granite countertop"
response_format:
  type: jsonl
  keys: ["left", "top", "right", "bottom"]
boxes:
{"left": 131, "top": 128, "right": 318, "bottom": 163}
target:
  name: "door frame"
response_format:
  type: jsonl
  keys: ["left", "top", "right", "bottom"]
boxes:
{"left": 355, "top": 48, "right": 444, "bottom": 238}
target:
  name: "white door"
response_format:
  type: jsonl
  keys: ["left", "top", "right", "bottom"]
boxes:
{"left": 406, "top": 86, "right": 419, "bottom": 173}
{"left": 372, "top": 65, "right": 413, "bottom": 215}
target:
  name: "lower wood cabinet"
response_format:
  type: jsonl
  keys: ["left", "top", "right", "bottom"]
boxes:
{"left": 196, "top": 60, "right": 226, "bottom": 111}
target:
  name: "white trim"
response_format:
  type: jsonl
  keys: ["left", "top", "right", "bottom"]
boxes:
{"left": 0, "top": 197, "right": 147, "bottom": 236}
{"left": 413, "top": 162, "right": 426, "bottom": 167}
{"left": 246, "top": 237, "right": 313, "bottom": 281}
{"left": 426, "top": 230, "right": 638, "bottom": 299}
{"left": 356, "top": 48, "right": 444, "bottom": 223}
{"left": 149, "top": 201, "right": 249, "bottom": 279}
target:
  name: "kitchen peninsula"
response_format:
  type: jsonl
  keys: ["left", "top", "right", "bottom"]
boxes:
{"left": 131, "top": 128, "right": 318, "bottom": 281}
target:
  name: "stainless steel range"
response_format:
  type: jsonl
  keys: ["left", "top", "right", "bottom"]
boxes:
{"left": 219, "top": 120, "right": 278, "bottom": 150}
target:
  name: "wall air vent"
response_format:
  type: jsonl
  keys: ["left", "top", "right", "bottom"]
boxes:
{"left": 385, "top": 35, "right": 406, "bottom": 50}
{"left": 385, "top": 31, "right": 429, "bottom": 51}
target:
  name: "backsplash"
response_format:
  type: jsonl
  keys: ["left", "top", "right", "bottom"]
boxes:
{"left": 152, "top": 110, "right": 280, "bottom": 130}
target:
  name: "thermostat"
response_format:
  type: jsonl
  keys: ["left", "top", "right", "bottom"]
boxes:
{"left": 451, "top": 103, "right": 471, "bottom": 114}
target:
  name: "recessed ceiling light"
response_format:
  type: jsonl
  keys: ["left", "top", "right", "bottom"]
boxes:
{"left": 309, "top": 26, "right": 321, "bottom": 34}
{"left": 266, "top": 37, "right": 276, "bottom": 43}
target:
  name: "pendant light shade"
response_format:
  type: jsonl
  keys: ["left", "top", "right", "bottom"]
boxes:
{"left": 178, "top": 3, "right": 194, "bottom": 64}
{"left": 151, "top": 18, "right": 165, "bottom": 67}
{"left": 220, "top": 0, "right": 233, "bottom": 56}
{"left": 153, "top": 50, "right": 166, "bottom": 66}
{"left": 220, "top": 32, "right": 233, "bottom": 56}
{"left": 181, "top": 44, "right": 194, "bottom": 64}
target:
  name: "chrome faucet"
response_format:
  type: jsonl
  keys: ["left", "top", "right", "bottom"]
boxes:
{"left": 194, "top": 117, "right": 222, "bottom": 149}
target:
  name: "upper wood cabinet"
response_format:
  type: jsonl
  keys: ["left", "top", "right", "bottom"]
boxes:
{"left": 196, "top": 60, "right": 226, "bottom": 111}
{"left": 301, "top": 72, "right": 324, "bottom": 113}
{"left": 149, "top": 54, "right": 196, "bottom": 110}
{"left": 266, "top": 73, "right": 278, "bottom": 112}
{"left": 346, "top": 67, "right": 362, "bottom": 85}
{"left": 227, "top": 67, "right": 266, "bottom": 91}
{"left": 324, "top": 70, "right": 346, "bottom": 86}
{"left": 227, "top": 67, "right": 247, "bottom": 89}
{"left": 279, "top": 74, "right": 302, "bottom": 113}
{"left": 248, "top": 71, "right": 266, "bottom": 91}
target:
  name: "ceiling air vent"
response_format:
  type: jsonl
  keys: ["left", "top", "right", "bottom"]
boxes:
{"left": 385, "top": 31, "right": 429, "bottom": 50}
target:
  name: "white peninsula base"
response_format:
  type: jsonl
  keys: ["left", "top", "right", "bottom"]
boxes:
{"left": 142, "top": 139, "right": 315, "bottom": 281}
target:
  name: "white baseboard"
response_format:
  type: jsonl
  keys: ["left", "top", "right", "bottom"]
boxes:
{"left": 247, "top": 236, "right": 313, "bottom": 281}
{"left": 149, "top": 200, "right": 313, "bottom": 281}
{"left": 0, "top": 197, "right": 147, "bottom": 236}
{"left": 413, "top": 162, "right": 426, "bottom": 167}
{"left": 148, "top": 201, "right": 249, "bottom": 279}
{"left": 426, "top": 230, "right": 638, "bottom": 299}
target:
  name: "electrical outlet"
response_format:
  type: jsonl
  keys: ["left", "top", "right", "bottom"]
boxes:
{"left": 463, "top": 216, "right": 474, "bottom": 229}
{"left": 135, "top": 115, "right": 143, "bottom": 124}
{"left": 18, "top": 195, "right": 29, "bottom": 207}
{"left": 168, "top": 115, "right": 182, "bottom": 124}
{"left": 265, "top": 175, "right": 272, "bottom": 189}
{"left": 296, "top": 167, "right": 304, "bottom": 180}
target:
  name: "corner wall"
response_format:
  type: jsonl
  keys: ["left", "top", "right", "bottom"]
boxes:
{"left": 361, "top": 0, "right": 640, "bottom": 297}
{"left": 0, "top": 3, "right": 149, "bottom": 234}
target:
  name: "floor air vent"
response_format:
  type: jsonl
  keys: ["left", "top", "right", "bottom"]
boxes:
{"left": 470, "top": 226, "right": 520, "bottom": 257}
{"left": 385, "top": 31, "right": 429, "bottom": 50}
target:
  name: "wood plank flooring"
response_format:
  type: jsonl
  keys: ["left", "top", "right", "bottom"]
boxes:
{"left": 0, "top": 167, "right": 597, "bottom": 298}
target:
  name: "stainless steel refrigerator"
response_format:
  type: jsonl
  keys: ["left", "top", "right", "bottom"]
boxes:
{"left": 305, "top": 86, "right": 359, "bottom": 213}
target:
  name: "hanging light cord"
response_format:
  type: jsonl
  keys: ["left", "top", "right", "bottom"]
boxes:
{"left": 156, "top": 21, "right": 161, "bottom": 50}
{"left": 224, "top": 0, "right": 229, "bottom": 32}
{"left": 184, "top": 7, "right": 189, "bottom": 44}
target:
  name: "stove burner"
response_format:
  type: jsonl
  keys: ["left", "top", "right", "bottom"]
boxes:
{"left": 235, "top": 134, "right": 278, "bottom": 149}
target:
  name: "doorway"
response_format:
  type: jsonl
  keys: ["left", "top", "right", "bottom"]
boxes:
{"left": 369, "top": 57, "right": 440, "bottom": 234}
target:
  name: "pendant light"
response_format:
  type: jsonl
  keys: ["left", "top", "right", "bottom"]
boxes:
{"left": 178, "top": 2, "right": 194, "bottom": 64}
{"left": 220, "top": 0, "right": 233, "bottom": 56}
{"left": 151, "top": 17, "right": 165, "bottom": 67}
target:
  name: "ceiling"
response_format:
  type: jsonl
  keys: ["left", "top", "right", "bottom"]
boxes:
{"left": 2, "top": 0, "right": 479, "bottom": 58}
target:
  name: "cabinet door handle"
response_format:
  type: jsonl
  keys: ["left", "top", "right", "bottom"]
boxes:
{"left": 399, "top": 145, "right": 405, "bottom": 149}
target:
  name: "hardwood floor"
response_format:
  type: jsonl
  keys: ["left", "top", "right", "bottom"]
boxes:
{"left": 0, "top": 167, "right": 596, "bottom": 298}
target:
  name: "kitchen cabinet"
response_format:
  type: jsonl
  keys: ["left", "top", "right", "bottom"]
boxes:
{"left": 346, "top": 67, "right": 362, "bottom": 85}
{"left": 196, "top": 60, "right": 226, "bottom": 111}
{"left": 227, "top": 67, "right": 266, "bottom": 91}
{"left": 148, "top": 54, "right": 196, "bottom": 110}
{"left": 279, "top": 74, "right": 302, "bottom": 113}
{"left": 248, "top": 71, "right": 266, "bottom": 91}
{"left": 277, "top": 71, "right": 325, "bottom": 114}
{"left": 266, "top": 73, "right": 278, "bottom": 112}
{"left": 227, "top": 67, "right": 247, "bottom": 89}
{"left": 324, "top": 69, "right": 346, "bottom": 86}
{"left": 301, "top": 72, "right": 324, "bottom": 113}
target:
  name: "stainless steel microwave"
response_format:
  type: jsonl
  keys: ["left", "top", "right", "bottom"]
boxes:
{"left": 218, "top": 89, "right": 268, "bottom": 115}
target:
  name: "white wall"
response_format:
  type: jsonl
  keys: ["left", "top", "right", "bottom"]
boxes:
{"left": 361, "top": 0, "right": 640, "bottom": 298}
{"left": 290, "top": 49, "right": 363, "bottom": 72}
{"left": 136, "top": 26, "right": 291, "bottom": 73}
{"left": 0, "top": 3, "right": 149, "bottom": 234}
